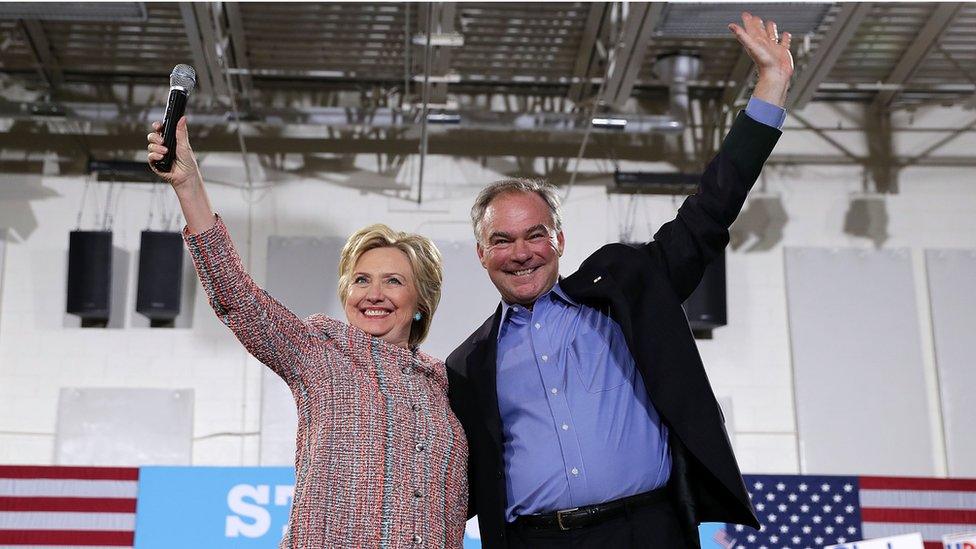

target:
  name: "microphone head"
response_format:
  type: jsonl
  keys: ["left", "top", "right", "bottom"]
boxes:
{"left": 170, "top": 64, "right": 197, "bottom": 93}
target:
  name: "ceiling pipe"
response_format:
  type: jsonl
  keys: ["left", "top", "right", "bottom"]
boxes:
{"left": 652, "top": 53, "right": 703, "bottom": 127}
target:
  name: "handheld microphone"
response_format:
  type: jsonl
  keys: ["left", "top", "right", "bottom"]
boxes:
{"left": 152, "top": 64, "right": 197, "bottom": 172}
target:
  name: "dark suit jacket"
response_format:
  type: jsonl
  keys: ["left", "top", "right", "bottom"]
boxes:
{"left": 446, "top": 112, "right": 780, "bottom": 548}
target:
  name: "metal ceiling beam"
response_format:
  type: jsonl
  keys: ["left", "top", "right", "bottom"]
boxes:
{"left": 567, "top": 2, "right": 611, "bottom": 104}
{"left": 0, "top": 130, "right": 675, "bottom": 162}
{"left": 179, "top": 2, "right": 229, "bottom": 100}
{"left": 873, "top": 2, "right": 963, "bottom": 109}
{"left": 221, "top": 2, "right": 254, "bottom": 105}
{"left": 787, "top": 2, "right": 872, "bottom": 110}
{"left": 18, "top": 18, "right": 62, "bottom": 91}
{"left": 0, "top": 101, "right": 680, "bottom": 134}
{"left": 414, "top": 3, "right": 459, "bottom": 106}
{"left": 601, "top": 3, "right": 664, "bottom": 109}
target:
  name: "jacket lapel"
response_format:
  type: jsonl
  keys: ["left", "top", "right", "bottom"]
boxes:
{"left": 561, "top": 268, "right": 636, "bottom": 346}
{"left": 470, "top": 304, "right": 504, "bottom": 449}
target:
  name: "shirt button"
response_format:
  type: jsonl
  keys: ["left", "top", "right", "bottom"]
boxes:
{"left": 541, "top": 355, "right": 548, "bottom": 362}
{"left": 550, "top": 388, "right": 558, "bottom": 395}
{"left": 412, "top": 534, "right": 423, "bottom": 544}
{"left": 512, "top": 306, "right": 519, "bottom": 312}
{"left": 561, "top": 424, "right": 569, "bottom": 430}
{"left": 571, "top": 467, "right": 579, "bottom": 476}
{"left": 534, "top": 322, "right": 541, "bottom": 329}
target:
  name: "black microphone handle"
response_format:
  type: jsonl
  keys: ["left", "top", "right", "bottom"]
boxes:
{"left": 152, "top": 87, "right": 189, "bottom": 172}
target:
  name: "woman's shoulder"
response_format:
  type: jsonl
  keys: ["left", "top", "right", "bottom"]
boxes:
{"left": 413, "top": 347, "right": 444, "bottom": 368}
{"left": 304, "top": 313, "right": 353, "bottom": 340}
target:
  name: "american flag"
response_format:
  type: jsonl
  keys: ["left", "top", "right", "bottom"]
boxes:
{"left": 0, "top": 465, "right": 138, "bottom": 547}
{"left": 725, "top": 474, "right": 976, "bottom": 549}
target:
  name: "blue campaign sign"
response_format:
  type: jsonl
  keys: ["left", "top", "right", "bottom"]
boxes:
{"left": 699, "top": 522, "right": 732, "bottom": 548}
{"left": 135, "top": 466, "right": 295, "bottom": 548}
{"left": 134, "top": 466, "right": 483, "bottom": 548}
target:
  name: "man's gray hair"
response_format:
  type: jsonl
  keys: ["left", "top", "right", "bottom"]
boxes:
{"left": 470, "top": 178, "right": 563, "bottom": 244}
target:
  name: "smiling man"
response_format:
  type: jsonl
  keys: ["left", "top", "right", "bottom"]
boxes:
{"left": 446, "top": 12, "right": 793, "bottom": 549}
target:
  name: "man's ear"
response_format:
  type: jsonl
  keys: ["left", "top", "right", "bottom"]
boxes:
{"left": 476, "top": 242, "right": 488, "bottom": 269}
{"left": 556, "top": 230, "right": 565, "bottom": 257}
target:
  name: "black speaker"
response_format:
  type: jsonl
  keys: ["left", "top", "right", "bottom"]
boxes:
{"left": 136, "top": 231, "right": 184, "bottom": 322}
{"left": 683, "top": 251, "right": 727, "bottom": 337}
{"left": 66, "top": 231, "right": 113, "bottom": 320}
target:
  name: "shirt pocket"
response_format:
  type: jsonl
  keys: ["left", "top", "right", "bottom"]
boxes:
{"left": 568, "top": 326, "right": 628, "bottom": 393}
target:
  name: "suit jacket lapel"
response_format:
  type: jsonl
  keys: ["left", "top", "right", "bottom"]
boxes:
{"left": 561, "top": 268, "right": 636, "bottom": 346}
{"left": 471, "top": 304, "right": 504, "bottom": 449}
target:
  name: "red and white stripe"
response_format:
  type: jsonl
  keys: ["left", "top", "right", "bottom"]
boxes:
{"left": 860, "top": 476, "right": 976, "bottom": 549}
{"left": 0, "top": 466, "right": 138, "bottom": 547}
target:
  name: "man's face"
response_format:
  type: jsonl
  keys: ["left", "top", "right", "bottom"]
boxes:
{"left": 477, "top": 191, "right": 564, "bottom": 306}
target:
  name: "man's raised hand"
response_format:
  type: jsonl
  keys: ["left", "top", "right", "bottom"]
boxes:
{"left": 729, "top": 11, "right": 794, "bottom": 106}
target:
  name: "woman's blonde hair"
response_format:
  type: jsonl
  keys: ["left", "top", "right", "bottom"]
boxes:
{"left": 337, "top": 224, "right": 443, "bottom": 347}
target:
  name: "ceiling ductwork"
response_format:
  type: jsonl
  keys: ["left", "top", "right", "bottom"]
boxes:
{"left": 652, "top": 54, "right": 703, "bottom": 126}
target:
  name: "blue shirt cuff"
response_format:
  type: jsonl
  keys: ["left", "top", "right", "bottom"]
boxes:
{"left": 745, "top": 97, "right": 787, "bottom": 130}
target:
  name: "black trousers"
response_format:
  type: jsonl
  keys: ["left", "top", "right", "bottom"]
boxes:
{"left": 504, "top": 496, "right": 687, "bottom": 549}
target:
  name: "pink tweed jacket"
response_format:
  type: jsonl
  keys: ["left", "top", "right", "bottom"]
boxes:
{"left": 185, "top": 217, "right": 468, "bottom": 549}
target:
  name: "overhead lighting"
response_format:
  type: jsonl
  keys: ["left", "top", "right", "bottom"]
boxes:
{"left": 30, "top": 103, "right": 66, "bottom": 117}
{"left": 412, "top": 33, "right": 465, "bottom": 47}
{"left": 591, "top": 117, "right": 628, "bottom": 130}
{"left": 411, "top": 73, "right": 461, "bottom": 84}
{"left": 426, "top": 112, "right": 461, "bottom": 124}
{"left": 0, "top": 2, "right": 147, "bottom": 22}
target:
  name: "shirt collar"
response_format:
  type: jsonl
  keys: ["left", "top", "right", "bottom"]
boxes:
{"left": 497, "top": 280, "right": 578, "bottom": 340}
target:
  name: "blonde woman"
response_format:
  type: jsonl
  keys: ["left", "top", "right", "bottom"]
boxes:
{"left": 147, "top": 117, "right": 468, "bottom": 548}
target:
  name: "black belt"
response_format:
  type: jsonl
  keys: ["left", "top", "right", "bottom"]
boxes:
{"left": 513, "top": 487, "right": 670, "bottom": 531}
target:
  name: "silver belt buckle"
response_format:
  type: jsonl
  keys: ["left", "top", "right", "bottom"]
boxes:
{"left": 556, "top": 507, "right": 579, "bottom": 531}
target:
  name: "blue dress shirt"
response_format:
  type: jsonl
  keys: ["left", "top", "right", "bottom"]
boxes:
{"left": 495, "top": 99, "right": 785, "bottom": 521}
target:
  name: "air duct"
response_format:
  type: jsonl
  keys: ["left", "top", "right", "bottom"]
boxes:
{"left": 652, "top": 54, "right": 702, "bottom": 127}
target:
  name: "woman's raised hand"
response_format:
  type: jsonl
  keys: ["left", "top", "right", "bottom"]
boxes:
{"left": 146, "top": 116, "right": 202, "bottom": 193}
{"left": 146, "top": 115, "right": 217, "bottom": 234}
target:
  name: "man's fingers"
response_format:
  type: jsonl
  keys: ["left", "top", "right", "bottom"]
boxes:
{"left": 781, "top": 31, "right": 792, "bottom": 50}
{"left": 765, "top": 20, "right": 779, "bottom": 43}
{"left": 729, "top": 22, "right": 760, "bottom": 51}
{"left": 742, "top": 12, "right": 765, "bottom": 38}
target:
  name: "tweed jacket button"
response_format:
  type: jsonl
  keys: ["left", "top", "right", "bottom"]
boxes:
{"left": 414, "top": 489, "right": 423, "bottom": 498}
{"left": 402, "top": 366, "right": 411, "bottom": 374}
{"left": 412, "top": 534, "right": 423, "bottom": 544}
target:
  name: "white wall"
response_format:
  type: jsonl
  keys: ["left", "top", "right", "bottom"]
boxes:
{"left": 1, "top": 102, "right": 974, "bottom": 475}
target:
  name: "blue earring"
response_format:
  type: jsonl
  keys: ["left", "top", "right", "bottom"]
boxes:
{"left": 413, "top": 312, "right": 422, "bottom": 321}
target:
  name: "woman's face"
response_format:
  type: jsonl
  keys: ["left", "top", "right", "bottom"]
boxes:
{"left": 343, "top": 247, "right": 420, "bottom": 348}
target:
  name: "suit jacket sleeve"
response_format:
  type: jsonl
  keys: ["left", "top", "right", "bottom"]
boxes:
{"left": 648, "top": 111, "right": 781, "bottom": 300}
